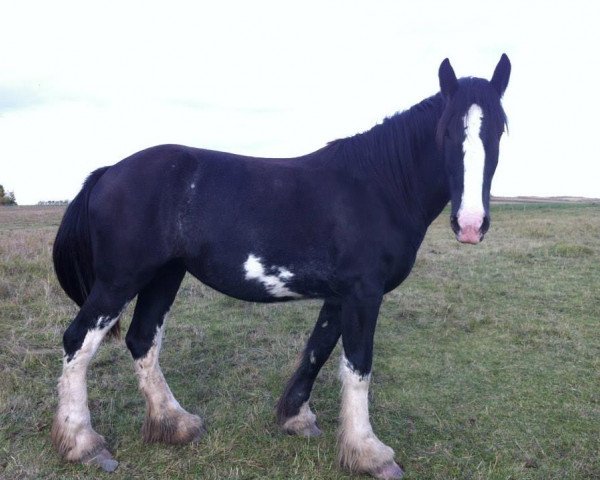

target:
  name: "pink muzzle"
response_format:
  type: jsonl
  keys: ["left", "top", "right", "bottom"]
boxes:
{"left": 457, "top": 225, "right": 482, "bottom": 244}
{"left": 457, "top": 212, "right": 484, "bottom": 244}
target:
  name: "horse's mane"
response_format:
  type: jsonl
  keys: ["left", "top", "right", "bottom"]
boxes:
{"left": 320, "top": 78, "right": 507, "bottom": 217}
{"left": 323, "top": 94, "right": 445, "bottom": 216}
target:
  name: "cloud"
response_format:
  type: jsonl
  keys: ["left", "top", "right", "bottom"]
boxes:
{"left": 1, "top": 1, "right": 599, "bottom": 203}
{"left": 0, "top": 85, "right": 45, "bottom": 113}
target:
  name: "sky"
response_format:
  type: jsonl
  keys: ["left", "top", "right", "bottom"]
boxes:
{"left": 1, "top": 0, "right": 599, "bottom": 204}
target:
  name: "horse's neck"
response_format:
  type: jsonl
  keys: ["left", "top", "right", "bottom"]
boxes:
{"left": 353, "top": 95, "right": 450, "bottom": 228}
{"left": 410, "top": 130, "right": 451, "bottom": 228}
{"left": 312, "top": 95, "right": 450, "bottom": 229}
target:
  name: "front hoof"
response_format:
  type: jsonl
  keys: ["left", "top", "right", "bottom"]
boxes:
{"left": 337, "top": 432, "right": 396, "bottom": 477}
{"left": 84, "top": 448, "right": 119, "bottom": 472}
{"left": 142, "top": 410, "right": 205, "bottom": 445}
{"left": 372, "top": 461, "right": 404, "bottom": 480}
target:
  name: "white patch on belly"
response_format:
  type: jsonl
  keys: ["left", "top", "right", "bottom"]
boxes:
{"left": 459, "top": 103, "right": 485, "bottom": 229}
{"left": 243, "top": 254, "right": 302, "bottom": 298}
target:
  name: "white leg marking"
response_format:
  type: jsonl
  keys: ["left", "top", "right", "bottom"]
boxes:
{"left": 134, "top": 322, "right": 203, "bottom": 443}
{"left": 459, "top": 104, "right": 486, "bottom": 222}
{"left": 338, "top": 352, "right": 395, "bottom": 473}
{"left": 135, "top": 324, "right": 182, "bottom": 414}
{"left": 243, "top": 254, "right": 302, "bottom": 298}
{"left": 281, "top": 401, "right": 321, "bottom": 437}
{"left": 53, "top": 316, "right": 119, "bottom": 461}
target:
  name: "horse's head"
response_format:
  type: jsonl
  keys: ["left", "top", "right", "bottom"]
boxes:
{"left": 437, "top": 55, "right": 511, "bottom": 244}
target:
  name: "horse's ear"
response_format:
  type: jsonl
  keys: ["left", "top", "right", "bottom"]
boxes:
{"left": 439, "top": 58, "right": 458, "bottom": 99}
{"left": 491, "top": 53, "right": 511, "bottom": 97}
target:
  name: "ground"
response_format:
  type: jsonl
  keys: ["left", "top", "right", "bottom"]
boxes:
{"left": 0, "top": 203, "right": 599, "bottom": 479}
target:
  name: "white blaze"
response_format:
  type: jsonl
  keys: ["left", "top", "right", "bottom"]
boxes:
{"left": 459, "top": 104, "right": 485, "bottom": 228}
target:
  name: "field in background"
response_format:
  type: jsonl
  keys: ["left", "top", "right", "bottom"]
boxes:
{"left": 0, "top": 203, "right": 598, "bottom": 479}
{"left": 492, "top": 196, "right": 600, "bottom": 204}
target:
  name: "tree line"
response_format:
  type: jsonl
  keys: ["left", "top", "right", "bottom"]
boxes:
{"left": 0, "top": 185, "right": 17, "bottom": 206}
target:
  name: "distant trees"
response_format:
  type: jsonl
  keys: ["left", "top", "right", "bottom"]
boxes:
{"left": 0, "top": 185, "right": 17, "bottom": 206}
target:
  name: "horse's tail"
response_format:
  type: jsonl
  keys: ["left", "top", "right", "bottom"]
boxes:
{"left": 53, "top": 166, "right": 120, "bottom": 339}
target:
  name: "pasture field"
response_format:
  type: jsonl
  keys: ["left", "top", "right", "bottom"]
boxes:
{"left": 0, "top": 203, "right": 598, "bottom": 479}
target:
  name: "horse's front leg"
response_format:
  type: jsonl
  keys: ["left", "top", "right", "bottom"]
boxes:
{"left": 338, "top": 288, "right": 404, "bottom": 480}
{"left": 277, "top": 298, "right": 342, "bottom": 436}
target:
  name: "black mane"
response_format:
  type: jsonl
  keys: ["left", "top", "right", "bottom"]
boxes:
{"left": 322, "top": 94, "right": 445, "bottom": 219}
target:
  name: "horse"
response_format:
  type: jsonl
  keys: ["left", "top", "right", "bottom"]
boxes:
{"left": 51, "top": 55, "right": 510, "bottom": 479}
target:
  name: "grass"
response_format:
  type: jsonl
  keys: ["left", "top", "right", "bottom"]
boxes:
{"left": 0, "top": 203, "right": 599, "bottom": 479}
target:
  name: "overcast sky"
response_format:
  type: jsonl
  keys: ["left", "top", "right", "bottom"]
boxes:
{"left": 1, "top": 1, "right": 598, "bottom": 204}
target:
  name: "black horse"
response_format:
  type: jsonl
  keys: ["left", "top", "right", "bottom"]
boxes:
{"left": 51, "top": 55, "right": 510, "bottom": 479}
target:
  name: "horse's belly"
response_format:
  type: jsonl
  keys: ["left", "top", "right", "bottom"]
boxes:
{"left": 184, "top": 251, "right": 335, "bottom": 303}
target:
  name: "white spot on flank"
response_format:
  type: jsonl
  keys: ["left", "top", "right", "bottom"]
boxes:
{"left": 309, "top": 350, "right": 316, "bottom": 364}
{"left": 459, "top": 104, "right": 485, "bottom": 228}
{"left": 95, "top": 315, "right": 110, "bottom": 328}
{"left": 190, "top": 183, "right": 196, "bottom": 189}
{"left": 243, "top": 254, "right": 302, "bottom": 298}
{"left": 277, "top": 267, "right": 293, "bottom": 280}
{"left": 321, "top": 321, "right": 329, "bottom": 328}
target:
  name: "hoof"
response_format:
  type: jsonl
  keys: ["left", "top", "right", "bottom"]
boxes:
{"left": 284, "top": 422, "right": 322, "bottom": 438}
{"left": 84, "top": 448, "right": 119, "bottom": 472}
{"left": 51, "top": 416, "right": 113, "bottom": 466}
{"left": 143, "top": 410, "right": 205, "bottom": 445}
{"left": 372, "top": 461, "right": 404, "bottom": 480}
{"left": 280, "top": 402, "right": 321, "bottom": 437}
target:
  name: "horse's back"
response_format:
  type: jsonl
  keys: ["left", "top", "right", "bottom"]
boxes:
{"left": 85, "top": 143, "right": 418, "bottom": 300}
{"left": 84, "top": 144, "right": 341, "bottom": 298}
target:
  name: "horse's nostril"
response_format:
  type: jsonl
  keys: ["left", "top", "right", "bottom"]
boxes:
{"left": 450, "top": 215, "right": 460, "bottom": 235}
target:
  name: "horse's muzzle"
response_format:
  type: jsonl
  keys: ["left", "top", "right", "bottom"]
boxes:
{"left": 451, "top": 214, "right": 489, "bottom": 245}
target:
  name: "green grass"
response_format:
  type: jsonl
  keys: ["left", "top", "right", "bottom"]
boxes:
{"left": 1, "top": 203, "right": 599, "bottom": 479}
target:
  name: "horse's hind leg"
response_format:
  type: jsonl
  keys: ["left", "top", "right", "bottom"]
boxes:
{"left": 276, "top": 299, "right": 342, "bottom": 436}
{"left": 51, "top": 282, "right": 130, "bottom": 472}
{"left": 125, "top": 261, "right": 204, "bottom": 444}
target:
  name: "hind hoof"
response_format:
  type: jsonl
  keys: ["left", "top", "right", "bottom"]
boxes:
{"left": 143, "top": 410, "right": 205, "bottom": 445}
{"left": 280, "top": 402, "right": 321, "bottom": 437}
